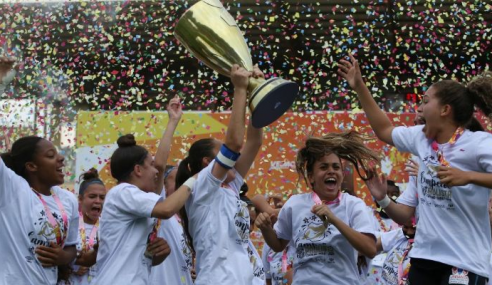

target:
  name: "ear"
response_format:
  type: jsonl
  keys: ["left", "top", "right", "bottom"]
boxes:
{"left": 307, "top": 172, "right": 314, "bottom": 187}
{"left": 133, "top": 164, "right": 142, "bottom": 178}
{"left": 25, "top": 161, "right": 38, "bottom": 173}
{"left": 202, "top": 156, "right": 213, "bottom": 167}
{"left": 441, "top": 104, "right": 452, "bottom": 117}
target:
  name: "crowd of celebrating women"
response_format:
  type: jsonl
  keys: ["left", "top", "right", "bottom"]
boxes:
{"left": 1, "top": 51, "right": 492, "bottom": 285}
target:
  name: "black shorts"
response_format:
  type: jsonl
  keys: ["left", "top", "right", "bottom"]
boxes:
{"left": 408, "top": 258, "right": 488, "bottom": 285}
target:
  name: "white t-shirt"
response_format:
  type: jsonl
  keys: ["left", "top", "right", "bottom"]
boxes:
{"left": 150, "top": 190, "right": 194, "bottom": 285}
{"left": 185, "top": 161, "right": 253, "bottom": 285}
{"left": 0, "top": 158, "right": 79, "bottom": 285}
{"left": 262, "top": 243, "right": 295, "bottom": 285}
{"left": 68, "top": 223, "right": 99, "bottom": 285}
{"left": 380, "top": 228, "right": 412, "bottom": 285}
{"left": 274, "top": 192, "right": 376, "bottom": 285}
{"left": 392, "top": 125, "right": 492, "bottom": 277}
{"left": 93, "top": 183, "right": 162, "bottom": 285}
{"left": 247, "top": 239, "right": 265, "bottom": 285}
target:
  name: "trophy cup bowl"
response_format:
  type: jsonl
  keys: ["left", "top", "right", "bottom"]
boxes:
{"left": 174, "top": 0, "right": 299, "bottom": 128}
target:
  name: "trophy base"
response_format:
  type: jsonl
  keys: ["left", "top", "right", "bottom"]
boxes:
{"left": 249, "top": 78, "right": 299, "bottom": 128}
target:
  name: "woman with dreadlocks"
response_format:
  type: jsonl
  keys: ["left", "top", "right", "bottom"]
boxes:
{"left": 256, "top": 132, "right": 379, "bottom": 284}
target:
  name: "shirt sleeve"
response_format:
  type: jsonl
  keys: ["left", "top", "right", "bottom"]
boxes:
{"left": 191, "top": 160, "right": 226, "bottom": 205}
{"left": 477, "top": 134, "right": 492, "bottom": 173}
{"left": 274, "top": 198, "right": 294, "bottom": 241}
{"left": 391, "top": 125, "right": 425, "bottom": 156}
{"left": 349, "top": 197, "right": 376, "bottom": 239}
{"left": 261, "top": 244, "right": 272, "bottom": 279}
{"left": 397, "top": 176, "right": 418, "bottom": 207}
{"left": 229, "top": 168, "right": 244, "bottom": 196}
{"left": 0, "top": 157, "right": 29, "bottom": 208}
{"left": 380, "top": 228, "right": 404, "bottom": 252}
{"left": 64, "top": 191, "right": 80, "bottom": 247}
{"left": 115, "top": 185, "right": 162, "bottom": 217}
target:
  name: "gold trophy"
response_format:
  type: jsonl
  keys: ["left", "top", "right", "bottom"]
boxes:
{"left": 174, "top": 0, "right": 299, "bottom": 128}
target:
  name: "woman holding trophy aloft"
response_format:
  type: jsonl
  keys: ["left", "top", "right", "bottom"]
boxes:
{"left": 174, "top": 64, "right": 265, "bottom": 285}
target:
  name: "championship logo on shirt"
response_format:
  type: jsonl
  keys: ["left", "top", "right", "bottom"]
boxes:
{"left": 234, "top": 200, "right": 250, "bottom": 245}
{"left": 449, "top": 267, "right": 469, "bottom": 285}
{"left": 295, "top": 215, "right": 334, "bottom": 260}
{"left": 29, "top": 208, "right": 62, "bottom": 249}
{"left": 299, "top": 215, "right": 331, "bottom": 242}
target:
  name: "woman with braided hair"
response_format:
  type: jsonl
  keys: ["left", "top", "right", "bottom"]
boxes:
{"left": 256, "top": 131, "right": 379, "bottom": 284}
{"left": 339, "top": 53, "right": 492, "bottom": 284}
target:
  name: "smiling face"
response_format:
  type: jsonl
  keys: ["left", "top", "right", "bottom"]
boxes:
{"left": 80, "top": 184, "right": 106, "bottom": 224}
{"left": 137, "top": 154, "right": 159, "bottom": 192}
{"left": 30, "top": 139, "right": 65, "bottom": 186}
{"left": 308, "top": 153, "right": 344, "bottom": 201}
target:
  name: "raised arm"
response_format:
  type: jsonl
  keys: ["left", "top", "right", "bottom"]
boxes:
{"left": 256, "top": 212, "right": 289, "bottom": 252}
{"left": 235, "top": 65, "right": 264, "bottom": 178}
{"left": 365, "top": 170, "right": 415, "bottom": 225}
{"left": 211, "top": 64, "right": 250, "bottom": 180}
{"left": 338, "top": 54, "right": 394, "bottom": 145}
{"left": 312, "top": 205, "right": 377, "bottom": 258}
{"left": 154, "top": 96, "right": 182, "bottom": 194}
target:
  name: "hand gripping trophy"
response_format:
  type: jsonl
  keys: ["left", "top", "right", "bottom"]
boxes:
{"left": 174, "top": 0, "right": 299, "bottom": 128}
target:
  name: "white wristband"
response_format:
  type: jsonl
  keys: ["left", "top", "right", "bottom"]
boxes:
{"left": 183, "top": 177, "right": 196, "bottom": 190}
{"left": 377, "top": 195, "right": 391, "bottom": 209}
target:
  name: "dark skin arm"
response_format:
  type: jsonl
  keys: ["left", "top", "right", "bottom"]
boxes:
{"left": 35, "top": 243, "right": 77, "bottom": 267}
{"left": 148, "top": 237, "right": 171, "bottom": 266}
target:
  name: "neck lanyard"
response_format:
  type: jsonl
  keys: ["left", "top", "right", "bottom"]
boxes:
{"left": 431, "top": 127, "right": 464, "bottom": 167}
{"left": 397, "top": 238, "right": 414, "bottom": 285}
{"left": 78, "top": 212, "right": 99, "bottom": 251}
{"left": 281, "top": 248, "right": 291, "bottom": 273}
{"left": 32, "top": 188, "right": 68, "bottom": 246}
{"left": 312, "top": 190, "right": 342, "bottom": 205}
{"left": 149, "top": 218, "right": 162, "bottom": 242}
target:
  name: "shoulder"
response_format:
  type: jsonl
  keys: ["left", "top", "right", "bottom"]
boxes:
{"left": 465, "top": 130, "right": 492, "bottom": 142}
{"left": 284, "top": 193, "right": 311, "bottom": 207}
{"left": 52, "top": 186, "right": 77, "bottom": 203}
{"left": 342, "top": 192, "right": 366, "bottom": 207}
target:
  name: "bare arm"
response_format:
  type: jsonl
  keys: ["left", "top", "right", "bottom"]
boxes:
{"left": 365, "top": 169, "right": 415, "bottom": 225}
{"left": 151, "top": 177, "right": 194, "bottom": 219}
{"left": 438, "top": 167, "right": 492, "bottom": 189}
{"left": 153, "top": 96, "right": 182, "bottom": 194}
{"left": 75, "top": 249, "right": 97, "bottom": 267}
{"left": 234, "top": 66, "right": 264, "bottom": 178}
{"left": 255, "top": 212, "right": 289, "bottom": 252}
{"left": 312, "top": 205, "right": 377, "bottom": 258}
{"left": 211, "top": 65, "right": 250, "bottom": 180}
{"left": 338, "top": 54, "right": 394, "bottom": 145}
{"left": 376, "top": 236, "right": 383, "bottom": 252}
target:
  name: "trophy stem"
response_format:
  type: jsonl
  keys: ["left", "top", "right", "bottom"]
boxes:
{"left": 247, "top": 77, "right": 263, "bottom": 96}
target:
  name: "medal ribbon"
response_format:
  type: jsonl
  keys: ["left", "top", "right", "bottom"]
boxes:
{"left": 397, "top": 238, "right": 414, "bottom": 285}
{"left": 33, "top": 188, "right": 68, "bottom": 246}
{"left": 312, "top": 191, "right": 342, "bottom": 205}
{"left": 78, "top": 211, "right": 99, "bottom": 251}
{"left": 430, "top": 127, "right": 464, "bottom": 167}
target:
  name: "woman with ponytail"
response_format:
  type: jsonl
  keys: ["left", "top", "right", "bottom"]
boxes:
{"left": 174, "top": 64, "right": 265, "bottom": 285}
{"left": 93, "top": 96, "right": 193, "bottom": 285}
{"left": 255, "top": 132, "right": 379, "bottom": 284}
{"left": 339, "top": 53, "right": 492, "bottom": 284}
